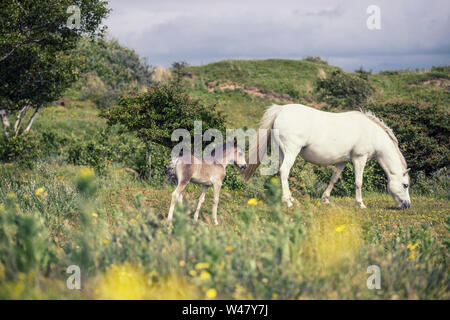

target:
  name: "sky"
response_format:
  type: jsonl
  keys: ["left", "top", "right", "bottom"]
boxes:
{"left": 104, "top": 0, "right": 450, "bottom": 71}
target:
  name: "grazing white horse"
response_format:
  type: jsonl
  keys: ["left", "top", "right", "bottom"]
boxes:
{"left": 245, "top": 104, "right": 411, "bottom": 209}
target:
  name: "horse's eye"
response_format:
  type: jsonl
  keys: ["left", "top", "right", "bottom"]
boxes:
{"left": 403, "top": 184, "right": 408, "bottom": 189}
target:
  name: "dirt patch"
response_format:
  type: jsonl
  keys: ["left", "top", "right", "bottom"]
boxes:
{"left": 409, "top": 77, "right": 450, "bottom": 90}
{"left": 205, "top": 81, "right": 294, "bottom": 102}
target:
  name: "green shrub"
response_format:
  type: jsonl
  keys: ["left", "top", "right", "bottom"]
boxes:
{"left": 315, "top": 69, "right": 374, "bottom": 108}
{"left": 289, "top": 158, "right": 386, "bottom": 198}
{"left": 72, "top": 37, "right": 152, "bottom": 108}
{"left": 0, "top": 134, "right": 41, "bottom": 169}
{"left": 366, "top": 101, "right": 449, "bottom": 176}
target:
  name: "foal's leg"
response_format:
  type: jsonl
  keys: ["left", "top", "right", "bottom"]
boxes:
{"left": 352, "top": 155, "right": 368, "bottom": 209}
{"left": 321, "top": 162, "right": 346, "bottom": 204}
{"left": 211, "top": 181, "right": 222, "bottom": 225}
{"left": 167, "top": 181, "right": 188, "bottom": 221}
{"left": 194, "top": 185, "right": 208, "bottom": 222}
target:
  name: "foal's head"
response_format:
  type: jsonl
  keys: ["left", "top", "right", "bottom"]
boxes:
{"left": 213, "top": 138, "right": 247, "bottom": 170}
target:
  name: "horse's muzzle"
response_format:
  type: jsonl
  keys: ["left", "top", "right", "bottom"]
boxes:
{"left": 400, "top": 200, "right": 411, "bottom": 209}
{"left": 239, "top": 164, "right": 247, "bottom": 170}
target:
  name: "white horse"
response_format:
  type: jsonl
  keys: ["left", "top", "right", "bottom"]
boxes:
{"left": 245, "top": 104, "right": 411, "bottom": 209}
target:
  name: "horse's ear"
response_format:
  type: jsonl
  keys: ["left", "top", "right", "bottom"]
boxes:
{"left": 403, "top": 168, "right": 411, "bottom": 176}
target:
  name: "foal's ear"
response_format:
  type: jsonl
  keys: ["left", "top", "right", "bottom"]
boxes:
{"left": 233, "top": 137, "right": 238, "bottom": 146}
{"left": 403, "top": 168, "right": 411, "bottom": 176}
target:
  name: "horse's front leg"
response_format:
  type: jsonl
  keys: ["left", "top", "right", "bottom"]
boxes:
{"left": 352, "top": 155, "right": 368, "bottom": 209}
{"left": 279, "top": 150, "right": 298, "bottom": 207}
{"left": 321, "top": 162, "right": 346, "bottom": 204}
{"left": 211, "top": 182, "right": 222, "bottom": 225}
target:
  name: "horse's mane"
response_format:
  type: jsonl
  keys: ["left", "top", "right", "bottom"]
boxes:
{"left": 362, "top": 109, "right": 407, "bottom": 169}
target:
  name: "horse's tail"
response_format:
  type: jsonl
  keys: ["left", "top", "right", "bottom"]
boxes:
{"left": 166, "top": 156, "right": 180, "bottom": 184}
{"left": 244, "top": 104, "right": 284, "bottom": 181}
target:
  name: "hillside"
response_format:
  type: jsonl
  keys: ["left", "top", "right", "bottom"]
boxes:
{"left": 1, "top": 51, "right": 449, "bottom": 300}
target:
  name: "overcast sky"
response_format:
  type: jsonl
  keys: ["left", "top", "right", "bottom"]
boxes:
{"left": 104, "top": 0, "right": 450, "bottom": 71}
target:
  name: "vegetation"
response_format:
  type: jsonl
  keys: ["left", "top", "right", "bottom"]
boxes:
{"left": 0, "top": 20, "right": 448, "bottom": 299}
{"left": 0, "top": 0, "right": 109, "bottom": 138}
{"left": 71, "top": 37, "right": 152, "bottom": 108}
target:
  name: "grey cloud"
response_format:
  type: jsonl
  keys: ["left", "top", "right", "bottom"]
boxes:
{"left": 104, "top": 0, "right": 450, "bottom": 71}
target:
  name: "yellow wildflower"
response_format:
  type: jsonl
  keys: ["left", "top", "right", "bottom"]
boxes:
{"left": 407, "top": 241, "right": 420, "bottom": 250}
{"left": 103, "top": 239, "right": 110, "bottom": 245}
{"left": 225, "top": 245, "right": 233, "bottom": 252}
{"left": 189, "top": 270, "right": 197, "bottom": 277}
{"left": 79, "top": 167, "right": 94, "bottom": 179}
{"left": 334, "top": 225, "right": 346, "bottom": 233}
{"left": 271, "top": 177, "right": 278, "bottom": 183}
{"left": 35, "top": 187, "right": 45, "bottom": 197}
{"left": 194, "top": 262, "right": 210, "bottom": 270}
{"left": 92, "top": 212, "right": 98, "bottom": 218}
{"left": 179, "top": 260, "right": 185, "bottom": 267}
{"left": 7, "top": 192, "right": 16, "bottom": 199}
{"left": 206, "top": 288, "right": 217, "bottom": 299}
{"left": 199, "top": 271, "right": 211, "bottom": 280}
{"left": 129, "top": 218, "right": 137, "bottom": 224}
{"left": 247, "top": 198, "right": 258, "bottom": 205}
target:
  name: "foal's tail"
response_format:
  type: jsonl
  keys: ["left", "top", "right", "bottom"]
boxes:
{"left": 244, "top": 104, "right": 284, "bottom": 181}
{"left": 166, "top": 156, "right": 180, "bottom": 184}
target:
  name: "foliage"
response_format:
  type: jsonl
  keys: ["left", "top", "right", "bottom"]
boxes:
{"left": 366, "top": 101, "right": 449, "bottom": 176}
{"left": 0, "top": 162, "right": 448, "bottom": 299}
{"left": 315, "top": 69, "right": 374, "bottom": 108}
{"left": 72, "top": 37, "right": 152, "bottom": 108}
{"left": 0, "top": 0, "right": 109, "bottom": 138}
{"left": 104, "top": 83, "right": 226, "bottom": 149}
{"left": 0, "top": 133, "right": 41, "bottom": 168}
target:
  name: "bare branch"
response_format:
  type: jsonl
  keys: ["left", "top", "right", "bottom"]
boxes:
{"left": 24, "top": 104, "right": 42, "bottom": 133}
{"left": 14, "top": 105, "right": 30, "bottom": 136}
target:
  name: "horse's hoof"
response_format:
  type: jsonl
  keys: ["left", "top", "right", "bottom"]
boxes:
{"left": 321, "top": 198, "right": 330, "bottom": 204}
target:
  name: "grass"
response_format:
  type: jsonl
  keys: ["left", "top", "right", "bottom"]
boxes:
{"left": 0, "top": 58, "right": 448, "bottom": 300}
{"left": 0, "top": 160, "right": 448, "bottom": 299}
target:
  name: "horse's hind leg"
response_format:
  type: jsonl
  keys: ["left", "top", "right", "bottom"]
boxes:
{"left": 211, "top": 181, "right": 222, "bottom": 225}
{"left": 167, "top": 181, "right": 188, "bottom": 221}
{"left": 194, "top": 185, "right": 208, "bottom": 222}
{"left": 321, "top": 162, "right": 346, "bottom": 204}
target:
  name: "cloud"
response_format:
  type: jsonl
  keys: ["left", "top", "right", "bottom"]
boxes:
{"left": 104, "top": 0, "right": 450, "bottom": 71}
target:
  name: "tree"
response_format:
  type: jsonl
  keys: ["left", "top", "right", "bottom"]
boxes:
{"left": 102, "top": 83, "right": 226, "bottom": 176}
{"left": 0, "top": 0, "right": 109, "bottom": 138}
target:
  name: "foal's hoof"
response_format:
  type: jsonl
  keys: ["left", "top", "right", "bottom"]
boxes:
{"left": 355, "top": 202, "right": 367, "bottom": 209}
{"left": 321, "top": 197, "right": 330, "bottom": 204}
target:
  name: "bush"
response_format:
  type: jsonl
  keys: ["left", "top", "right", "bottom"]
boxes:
{"left": 103, "top": 83, "right": 227, "bottom": 180}
{"left": 0, "top": 134, "right": 41, "bottom": 169}
{"left": 315, "top": 69, "right": 374, "bottom": 109}
{"left": 72, "top": 37, "right": 152, "bottom": 108}
{"left": 289, "top": 158, "right": 386, "bottom": 198}
{"left": 366, "top": 101, "right": 449, "bottom": 176}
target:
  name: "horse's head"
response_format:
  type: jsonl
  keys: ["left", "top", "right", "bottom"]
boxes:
{"left": 387, "top": 168, "right": 411, "bottom": 209}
